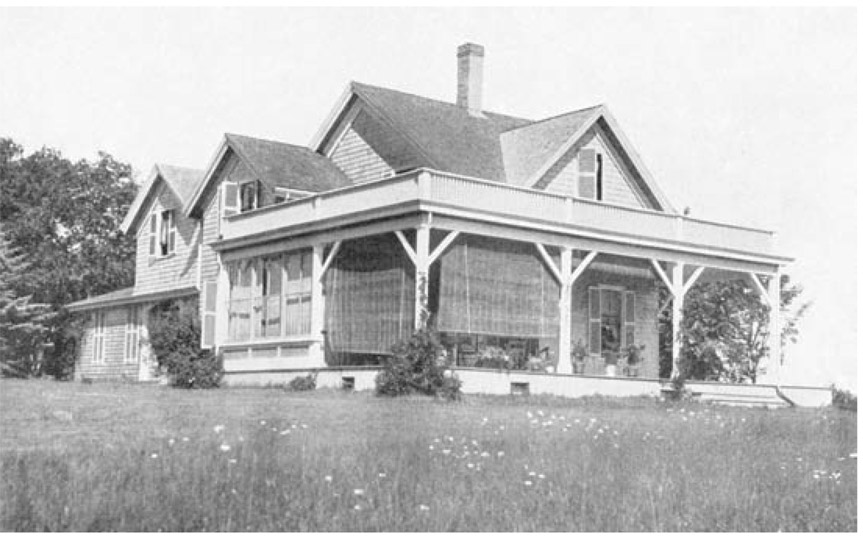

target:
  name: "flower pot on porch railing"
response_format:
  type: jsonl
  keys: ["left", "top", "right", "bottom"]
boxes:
{"left": 603, "top": 352, "right": 619, "bottom": 377}
{"left": 622, "top": 343, "right": 645, "bottom": 378}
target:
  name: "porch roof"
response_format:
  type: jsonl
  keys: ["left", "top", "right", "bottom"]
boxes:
{"left": 66, "top": 286, "right": 199, "bottom": 312}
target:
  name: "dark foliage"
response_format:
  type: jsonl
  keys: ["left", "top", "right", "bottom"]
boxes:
{"left": 375, "top": 329, "right": 462, "bottom": 400}
{"left": 0, "top": 138, "right": 137, "bottom": 378}
{"left": 146, "top": 299, "right": 222, "bottom": 389}
{"left": 832, "top": 387, "right": 856, "bottom": 412}
{"left": 287, "top": 373, "right": 317, "bottom": 392}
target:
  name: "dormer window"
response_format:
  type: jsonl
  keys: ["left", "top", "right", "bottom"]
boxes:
{"left": 149, "top": 209, "right": 176, "bottom": 258}
{"left": 273, "top": 187, "right": 290, "bottom": 204}
{"left": 577, "top": 148, "right": 604, "bottom": 201}
{"left": 239, "top": 180, "right": 260, "bottom": 212}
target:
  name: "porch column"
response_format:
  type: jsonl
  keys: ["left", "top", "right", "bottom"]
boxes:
{"left": 671, "top": 261, "right": 685, "bottom": 378}
{"left": 415, "top": 223, "right": 430, "bottom": 329}
{"left": 557, "top": 248, "right": 573, "bottom": 374}
{"left": 763, "top": 273, "right": 783, "bottom": 384}
{"left": 308, "top": 243, "right": 326, "bottom": 366}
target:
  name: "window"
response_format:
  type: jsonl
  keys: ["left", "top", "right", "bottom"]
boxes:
{"left": 588, "top": 288, "right": 635, "bottom": 356}
{"left": 150, "top": 210, "right": 176, "bottom": 257}
{"left": 92, "top": 311, "right": 105, "bottom": 364}
{"left": 239, "top": 181, "right": 259, "bottom": 212}
{"left": 227, "top": 249, "right": 313, "bottom": 342}
{"left": 577, "top": 148, "right": 603, "bottom": 201}
{"left": 124, "top": 306, "right": 140, "bottom": 363}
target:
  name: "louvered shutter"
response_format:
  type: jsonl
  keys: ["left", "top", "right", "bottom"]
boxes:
{"left": 577, "top": 148, "right": 597, "bottom": 200}
{"left": 201, "top": 280, "right": 218, "bottom": 348}
{"left": 222, "top": 182, "right": 239, "bottom": 218}
{"left": 588, "top": 287, "right": 601, "bottom": 355}
{"left": 623, "top": 291, "right": 636, "bottom": 348}
{"left": 149, "top": 213, "right": 157, "bottom": 256}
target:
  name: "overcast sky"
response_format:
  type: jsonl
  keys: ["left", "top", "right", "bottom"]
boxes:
{"left": 0, "top": 7, "right": 856, "bottom": 390}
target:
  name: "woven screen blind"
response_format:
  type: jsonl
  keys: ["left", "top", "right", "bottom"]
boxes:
{"left": 324, "top": 234, "right": 415, "bottom": 355}
{"left": 437, "top": 236, "right": 559, "bottom": 337}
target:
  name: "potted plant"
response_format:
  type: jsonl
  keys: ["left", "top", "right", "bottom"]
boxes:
{"left": 622, "top": 343, "right": 645, "bottom": 377}
{"left": 604, "top": 352, "right": 619, "bottom": 377}
{"left": 570, "top": 340, "right": 587, "bottom": 374}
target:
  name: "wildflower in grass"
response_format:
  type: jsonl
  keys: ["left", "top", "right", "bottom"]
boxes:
{"left": 524, "top": 480, "right": 533, "bottom": 486}
{"left": 324, "top": 475, "right": 333, "bottom": 483}
{"left": 238, "top": 436, "right": 244, "bottom": 442}
{"left": 228, "top": 458, "right": 237, "bottom": 464}
{"left": 538, "top": 474, "right": 546, "bottom": 479}
{"left": 301, "top": 424, "right": 308, "bottom": 429}
{"left": 429, "top": 445, "right": 435, "bottom": 451}
{"left": 220, "top": 443, "right": 231, "bottom": 452}
{"left": 434, "top": 438, "right": 440, "bottom": 443}
{"left": 260, "top": 420, "right": 266, "bottom": 425}
{"left": 280, "top": 430, "right": 291, "bottom": 435}
{"left": 354, "top": 489, "right": 364, "bottom": 496}
{"left": 354, "top": 505, "right": 361, "bottom": 511}
{"left": 378, "top": 472, "right": 386, "bottom": 478}
{"left": 741, "top": 418, "right": 746, "bottom": 422}
{"left": 168, "top": 438, "right": 175, "bottom": 446}
{"left": 528, "top": 471, "right": 536, "bottom": 476}
{"left": 182, "top": 437, "right": 189, "bottom": 442}
{"left": 481, "top": 452, "right": 489, "bottom": 458}
{"left": 538, "top": 410, "right": 544, "bottom": 417}
{"left": 151, "top": 453, "right": 159, "bottom": 459}
{"left": 214, "top": 425, "right": 225, "bottom": 433}
{"left": 497, "top": 451, "right": 505, "bottom": 457}
{"left": 442, "top": 449, "right": 451, "bottom": 455}
{"left": 467, "top": 463, "right": 475, "bottom": 469}
{"left": 419, "top": 504, "right": 430, "bottom": 511}
{"left": 527, "top": 411, "right": 533, "bottom": 418}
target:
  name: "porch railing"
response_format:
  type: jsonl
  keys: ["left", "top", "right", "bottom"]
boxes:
{"left": 221, "top": 168, "right": 775, "bottom": 257}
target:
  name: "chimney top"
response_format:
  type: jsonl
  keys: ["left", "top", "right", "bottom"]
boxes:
{"left": 456, "top": 43, "right": 485, "bottom": 116}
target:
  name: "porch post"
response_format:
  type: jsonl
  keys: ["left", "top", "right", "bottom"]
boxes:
{"left": 762, "top": 273, "right": 783, "bottom": 384}
{"left": 308, "top": 243, "right": 326, "bottom": 366}
{"left": 671, "top": 261, "right": 685, "bottom": 378}
{"left": 415, "top": 223, "right": 430, "bottom": 329}
{"left": 558, "top": 248, "right": 573, "bottom": 374}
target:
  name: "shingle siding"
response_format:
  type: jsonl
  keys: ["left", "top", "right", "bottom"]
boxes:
{"left": 76, "top": 307, "right": 141, "bottom": 381}
{"left": 542, "top": 127, "right": 651, "bottom": 208}
{"left": 133, "top": 182, "right": 201, "bottom": 295}
{"left": 330, "top": 126, "right": 394, "bottom": 184}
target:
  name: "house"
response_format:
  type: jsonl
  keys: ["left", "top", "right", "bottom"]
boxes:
{"left": 68, "top": 44, "right": 828, "bottom": 405}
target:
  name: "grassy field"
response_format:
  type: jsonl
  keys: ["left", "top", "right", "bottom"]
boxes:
{"left": 0, "top": 379, "right": 856, "bottom": 532}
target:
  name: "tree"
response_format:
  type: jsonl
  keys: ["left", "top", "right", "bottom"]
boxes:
{"left": 658, "top": 274, "right": 811, "bottom": 383}
{"left": 0, "top": 226, "right": 52, "bottom": 376}
{"left": 0, "top": 138, "right": 138, "bottom": 378}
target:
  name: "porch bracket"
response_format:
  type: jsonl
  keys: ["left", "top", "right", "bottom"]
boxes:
{"left": 394, "top": 230, "right": 418, "bottom": 266}
{"left": 568, "top": 251, "right": 598, "bottom": 287}
{"left": 650, "top": 259, "right": 675, "bottom": 295}
{"left": 748, "top": 272, "right": 770, "bottom": 303}
{"left": 429, "top": 231, "right": 460, "bottom": 264}
{"left": 683, "top": 266, "right": 705, "bottom": 295}
{"left": 534, "top": 243, "right": 563, "bottom": 285}
{"left": 319, "top": 240, "right": 342, "bottom": 280}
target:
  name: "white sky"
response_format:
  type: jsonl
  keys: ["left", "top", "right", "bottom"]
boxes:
{"left": 0, "top": 7, "right": 856, "bottom": 390}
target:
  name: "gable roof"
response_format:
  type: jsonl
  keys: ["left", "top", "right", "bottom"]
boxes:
{"left": 500, "top": 105, "right": 604, "bottom": 187}
{"left": 315, "top": 82, "right": 534, "bottom": 182}
{"left": 120, "top": 164, "right": 205, "bottom": 234}
{"left": 185, "top": 133, "right": 351, "bottom": 217}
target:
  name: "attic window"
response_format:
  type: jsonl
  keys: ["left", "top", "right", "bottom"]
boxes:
{"left": 239, "top": 181, "right": 260, "bottom": 212}
{"left": 150, "top": 210, "right": 176, "bottom": 258}
{"left": 577, "top": 149, "right": 603, "bottom": 201}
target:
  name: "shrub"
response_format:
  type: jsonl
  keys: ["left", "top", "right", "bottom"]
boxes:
{"left": 146, "top": 299, "right": 223, "bottom": 389}
{"left": 832, "top": 386, "right": 857, "bottom": 412}
{"left": 287, "top": 373, "right": 317, "bottom": 392}
{"left": 375, "top": 329, "right": 462, "bottom": 400}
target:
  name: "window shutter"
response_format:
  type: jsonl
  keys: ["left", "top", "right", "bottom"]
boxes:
{"left": 201, "top": 280, "right": 218, "bottom": 349}
{"left": 623, "top": 291, "right": 636, "bottom": 348}
{"left": 222, "top": 182, "right": 239, "bottom": 218}
{"left": 168, "top": 211, "right": 176, "bottom": 253}
{"left": 588, "top": 287, "right": 601, "bottom": 355}
{"left": 577, "top": 149, "right": 597, "bottom": 200}
{"left": 149, "top": 214, "right": 157, "bottom": 256}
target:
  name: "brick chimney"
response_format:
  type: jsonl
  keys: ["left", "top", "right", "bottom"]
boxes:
{"left": 457, "top": 43, "right": 484, "bottom": 116}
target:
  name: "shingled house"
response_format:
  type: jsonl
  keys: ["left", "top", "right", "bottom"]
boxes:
{"left": 69, "top": 44, "right": 826, "bottom": 405}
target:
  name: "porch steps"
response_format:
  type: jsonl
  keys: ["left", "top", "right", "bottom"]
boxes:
{"left": 691, "top": 387, "right": 791, "bottom": 409}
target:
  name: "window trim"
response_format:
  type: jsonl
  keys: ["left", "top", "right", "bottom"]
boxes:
{"left": 92, "top": 311, "right": 105, "bottom": 364}
{"left": 124, "top": 306, "right": 140, "bottom": 363}
{"left": 239, "top": 180, "right": 260, "bottom": 213}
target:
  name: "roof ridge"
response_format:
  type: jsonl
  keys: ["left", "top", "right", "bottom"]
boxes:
{"left": 501, "top": 104, "right": 605, "bottom": 134}
{"left": 350, "top": 80, "right": 533, "bottom": 124}
{"left": 225, "top": 132, "right": 318, "bottom": 152}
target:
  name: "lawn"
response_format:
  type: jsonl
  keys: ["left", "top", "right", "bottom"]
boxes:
{"left": 0, "top": 379, "right": 856, "bottom": 532}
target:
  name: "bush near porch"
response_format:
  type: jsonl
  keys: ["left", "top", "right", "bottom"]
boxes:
{"left": 0, "top": 379, "right": 855, "bottom": 532}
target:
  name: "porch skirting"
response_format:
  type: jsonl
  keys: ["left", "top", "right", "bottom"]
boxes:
{"left": 220, "top": 366, "right": 833, "bottom": 407}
